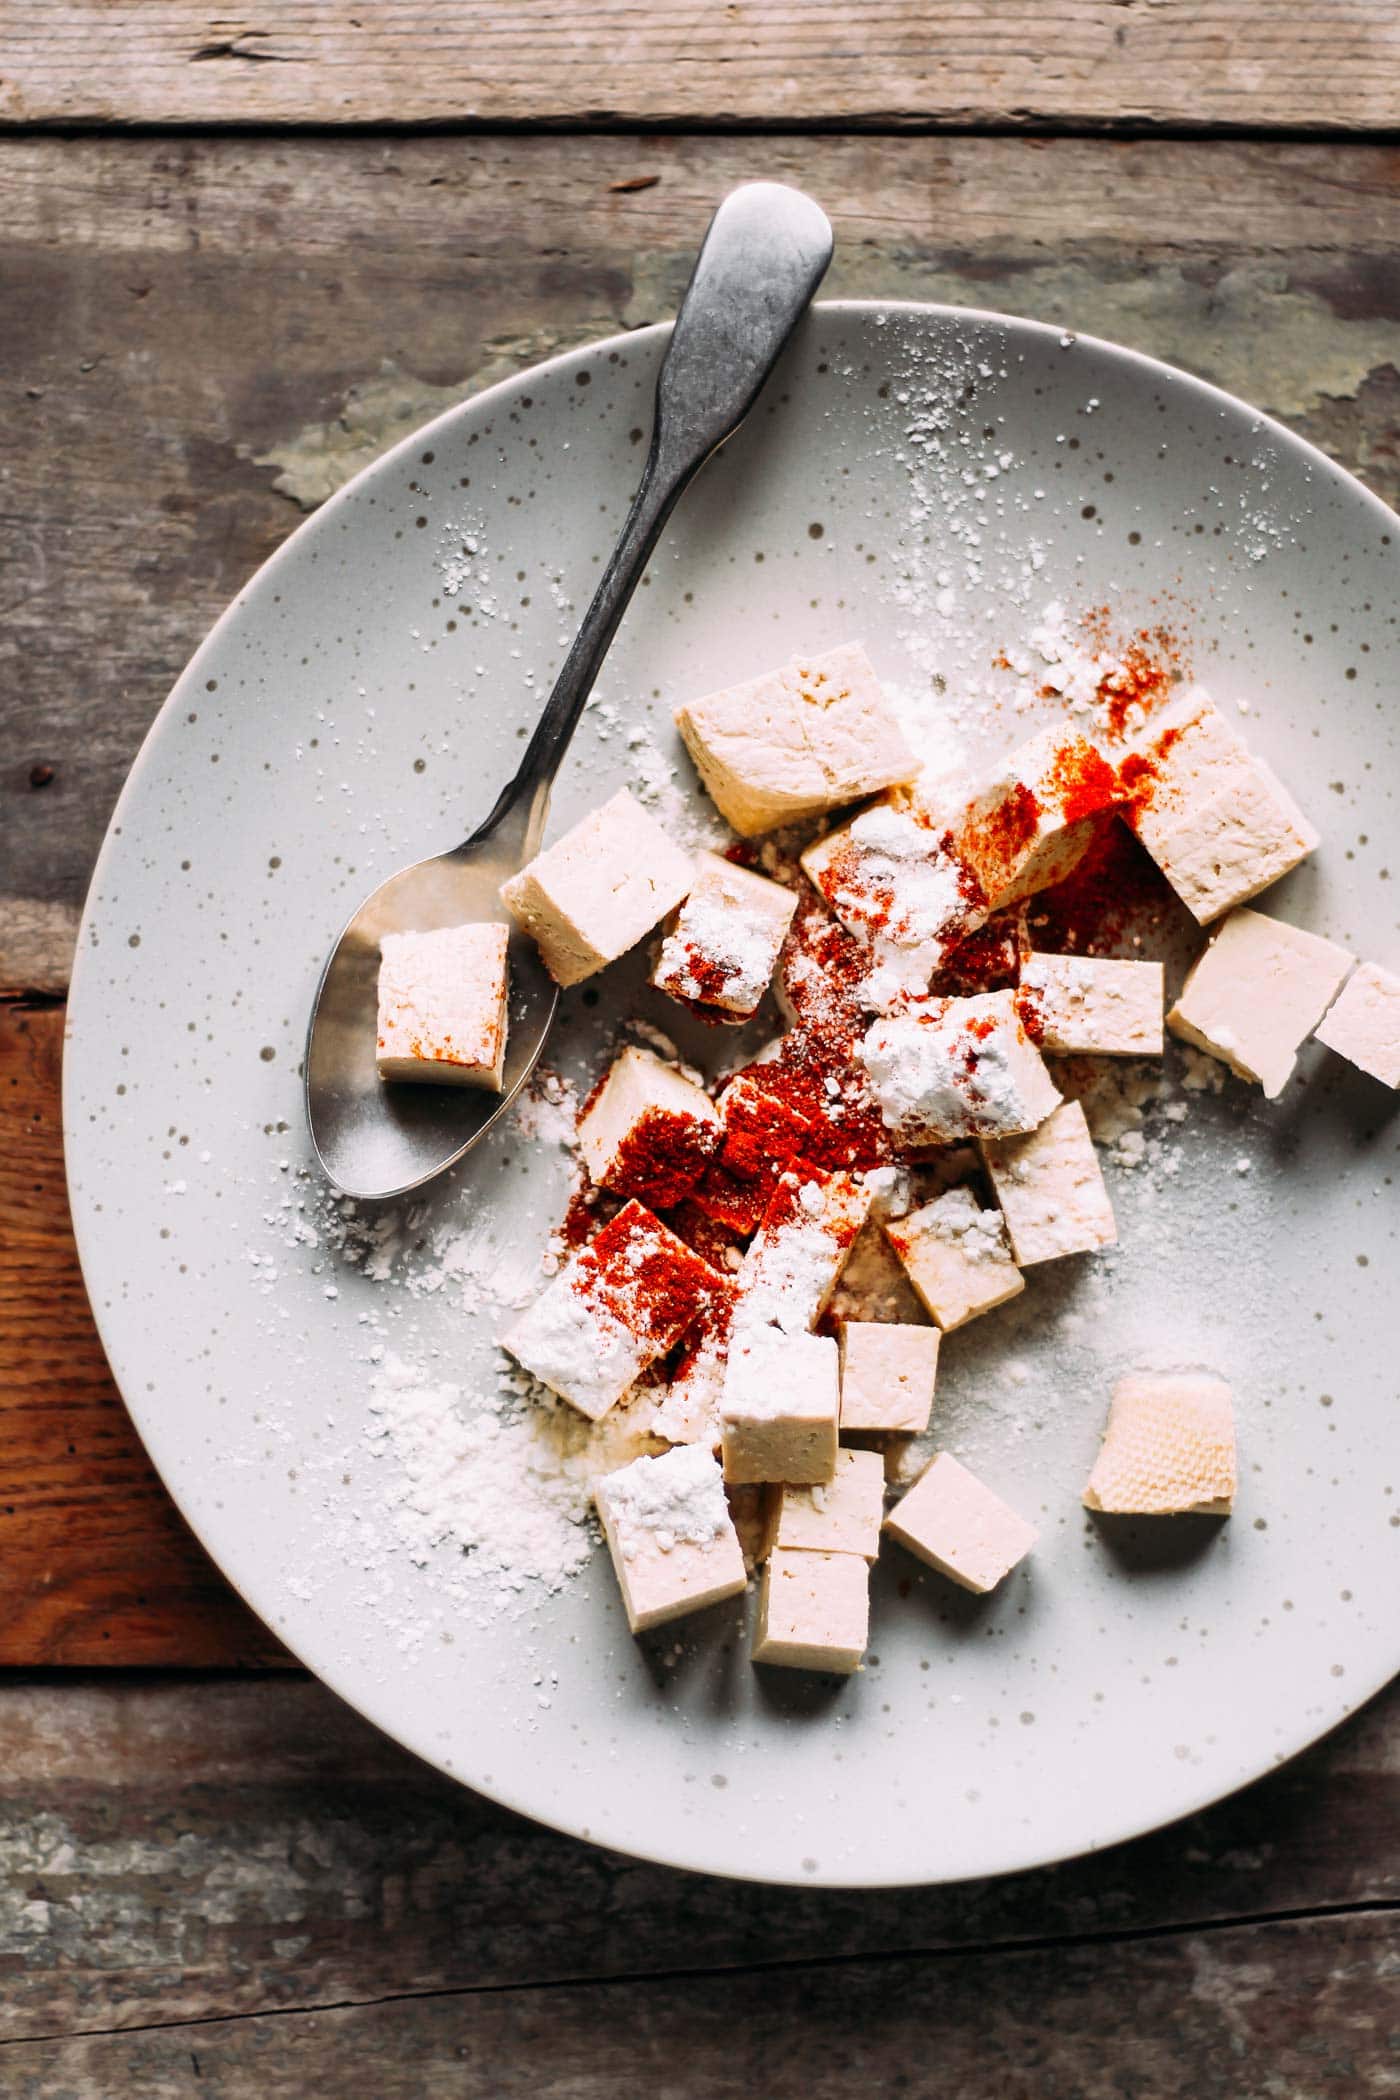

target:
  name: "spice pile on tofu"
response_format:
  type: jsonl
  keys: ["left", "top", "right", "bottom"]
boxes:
{"left": 384, "top": 643, "right": 1396, "bottom": 1670}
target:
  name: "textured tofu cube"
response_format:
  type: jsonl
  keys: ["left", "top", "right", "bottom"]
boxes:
{"left": 752, "top": 1547, "right": 869, "bottom": 1673}
{"left": 1083, "top": 1373, "right": 1236, "bottom": 1515}
{"left": 594, "top": 1444, "right": 748, "bottom": 1633}
{"left": 721, "top": 1326, "right": 840, "bottom": 1486}
{"left": 1121, "top": 691, "right": 1318, "bottom": 923}
{"left": 883, "top": 1188, "right": 1024, "bottom": 1332}
{"left": 501, "top": 1201, "right": 721, "bottom": 1421}
{"left": 1316, "top": 961, "right": 1400, "bottom": 1088}
{"left": 576, "top": 1046, "right": 721, "bottom": 1208}
{"left": 1017, "top": 953, "right": 1164, "bottom": 1057}
{"left": 764, "top": 1447, "right": 886, "bottom": 1560}
{"left": 652, "top": 850, "right": 798, "bottom": 1019}
{"left": 376, "top": 923, "right": 509, "bottom": 1088}
{"left": 950, "top": 723, "right": 1121, "bottom": 911}
{"left": 1167, "top": 907, "right": 1354, "bottom": 1098}
{"left": 736, "top": 1167, "right": 873, "bottom": 1338}
{"left": 800, "top": 797, "right": 987, "bottom": 1011}
{"left": 980, "top": 1099, "right": 1117, "bottom": 1266}
{"left": 675, "top": 644, "right": 919, "bottom": 837}
{"left": 860, "top": 989, "right": 1062, "bottom": 1145}
{"left": 884, "top": 1452, "right": 1037, "bottom": 1594}
{"left": 499, "top": 789, "right": 694, "bottom": 986}
{"left": 839, "top": 1320, "right": 939, "bottom": 1434}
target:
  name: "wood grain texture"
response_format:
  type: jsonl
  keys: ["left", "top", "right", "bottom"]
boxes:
{"left": 7, "top": 1917, "right": 1397, "bottom": 2098}
{"left": 0, "top": 1000, "right": 288, "bottom": 1665}
{"left": 5, "top": 131, "right": 1400, "bottom": 991}
{"left": 4, "top": 3, "right": 1400, "bottom": 134}
{"left": 0, "top": 1673, "right": 1396, "bottom": 2042}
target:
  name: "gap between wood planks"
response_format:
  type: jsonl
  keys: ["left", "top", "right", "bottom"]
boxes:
{"left": 9, "top": 116, "right": 1400, "bottom": 143}
{"left": 2, "top": 1899, "right": 1398, "bottom": 2051}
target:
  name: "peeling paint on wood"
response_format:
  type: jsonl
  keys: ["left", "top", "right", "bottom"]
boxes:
{"left": 260, "top": 268, "right": 1400, "bottom": 520}
{"left": 252, "top": 330, "right": 616, "bottom": 511}
{"left": 626, "top": 254, "right": 1400, "bottom": 423}
{"left": 0, "top": 901, "right": 79, "bottom": 998}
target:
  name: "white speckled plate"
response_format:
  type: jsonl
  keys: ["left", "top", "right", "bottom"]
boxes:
{"left": 66, "top": 304, "right": 1400, "bottom": 1887}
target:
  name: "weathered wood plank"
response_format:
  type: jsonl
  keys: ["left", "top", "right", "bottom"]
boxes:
{"left": 4, "top": 3, "right": 1399, "bottom": 134}
{"left": 0, "top": 1673, "right": 1396, "bottom": 2040}
{"left": 2, "top": 1912, "right": 1397, "bottom": 2096}
{"left": 4, "top": 132, "right": 1400, "bottom": 994}
{"left": 0, "top": 1000, "right": 289, "bottom": 1666}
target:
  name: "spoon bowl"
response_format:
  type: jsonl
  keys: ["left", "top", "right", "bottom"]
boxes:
{"left": 304, "top": 825, "right": 556, "bottom": 1200}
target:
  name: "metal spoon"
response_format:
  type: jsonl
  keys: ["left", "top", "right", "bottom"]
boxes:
{"left": 304, "top": 182, "right": 833, "bottom": 1200}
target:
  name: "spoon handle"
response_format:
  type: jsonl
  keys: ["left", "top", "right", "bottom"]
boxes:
{"left": 478, "top": 181, "right": 833, "bottom": 858}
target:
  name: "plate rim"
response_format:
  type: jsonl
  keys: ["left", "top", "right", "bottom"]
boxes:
{"left": 63, "top": 296, "right": 1400, "bottom": 1888}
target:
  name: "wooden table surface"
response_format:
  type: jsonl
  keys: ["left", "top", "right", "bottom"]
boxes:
{"left": 3, "top": 8, "right": 1400, "bottom": 2091}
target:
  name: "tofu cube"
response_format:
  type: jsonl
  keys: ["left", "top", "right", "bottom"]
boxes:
{"left": 1167, "top": 907, "right": 1354, "bottom": 1098}
{"left": 576, "top": 1046, "right": 721, "bottom": 1208}
{"left": 801, "top": 797, "right": 988, "bottom": 1012}
{"left": 1120, "top": 691, "right": 1318, "bottom": 923}
{"left": 950, "top": 723, "right": 1121, "bottom": 911}
{"left": 721, "top": 1326, "right": 840, "bottom": 1486}
{"left": 652, "top": 850, "right": 798, "bottom": 1020}
{"left": 884, "top": 1452, "right": 1037, "bottom": 1594}
{"left": 675, "top": 643, "right": 919, "bottom": 837}
{"left": 775, "top": 888, "right": 876, "bottom": 1046}
{"left": 753, "top": 1547, "right": 869, "bottom": 1673}
{"left": 839, "top": 1320, "right": 939, "bottom": 1434}
{"left": 499, "top": 789, "right": 694, "bottom": 986}
{"left": 883, "top": 1188, "right": 1024, "bottom": 1332}
{"left": 501, "top": 1200, "right": 721, "bottom": 1421}
{"left": 376, "top": 922, "right": 509, "bottom": 1089}
{"left": 649, "top": 1291, "right": 735, "bottom": 1450}
{"left": 1316, "top": 961, "right": 1400, "bottom": 1088}
{"left": 763, "top": 1447, "right": 885, "bottom": 1561}
{"left": 736, "top": 1168, "right": 873, "bottom": 1337}
{"left": 1017, "top": 953, "right": 1164, "bottom": 1057}
{"left": 689, "top": 1073, "right": 818, "bottom": 1234}
{"left": 594, "top": 1444, "right": 748, "bottom": 1634}
{"left": 980, "top": 1098, "right": 1117, "bottom": 1267}
{"left": 860, "top": 988, "right": 1062, "bottom": 1145}
{"left": 1083, "top": 1373, "right": 1237, "bottom": 1515}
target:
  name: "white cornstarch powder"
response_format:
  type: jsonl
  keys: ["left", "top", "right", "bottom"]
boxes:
{"left": 508, "top": 1067, "right": 579, "bottom": 1149}
{"left": 367, "top": 1355, "right": 656, "bottom": 1594}
{"left": 737, "top": 1175, "right": 866, "bottom": 1337}
{"left": 500, "top": 1265, "right": 644, "bottom": 1421}
{"left": 860, "top": 991, "right": 1060, "bottom": 1142}
{"left": 831, "top": 801, "right": 972, "bottom": 1010}
{"left": 917, "top": 1185, "right": 1015, "bottom": 1265}
{"left": 595, "top": 1443, "right": 730, "bottom": 1555}
{"left": 655, "top": 883, "right": 776, "bottom": 1011}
